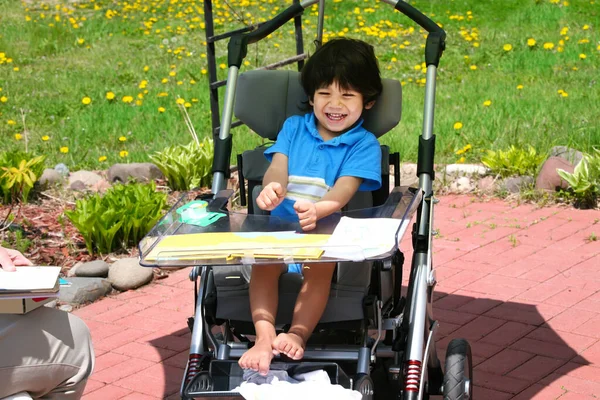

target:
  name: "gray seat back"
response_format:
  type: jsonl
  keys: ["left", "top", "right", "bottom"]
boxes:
{"left": 234, "top": 70, "right": 402, "bottom": 139}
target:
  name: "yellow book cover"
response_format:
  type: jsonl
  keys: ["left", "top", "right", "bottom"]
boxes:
{"left": 145, "top": 231, "right": 330, "bottom": 261}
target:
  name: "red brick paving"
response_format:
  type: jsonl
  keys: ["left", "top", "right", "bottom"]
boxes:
{"left": 79, "top": 194, "right": 600, "bottom": 399}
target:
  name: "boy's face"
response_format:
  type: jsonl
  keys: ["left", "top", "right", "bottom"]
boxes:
{"left": 310, "top": 81, "right": 374, "bottom": 139}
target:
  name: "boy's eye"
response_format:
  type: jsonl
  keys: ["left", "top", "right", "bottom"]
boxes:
{"left": 343, "top": 93, "right": 355, "bottom": 98}
{"left": 317, "top": 91, "right": 330, "bottom": 96}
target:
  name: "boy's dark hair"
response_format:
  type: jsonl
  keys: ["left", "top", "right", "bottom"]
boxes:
{"left": 301, "top": 38, "right": 383, "bottom": 105}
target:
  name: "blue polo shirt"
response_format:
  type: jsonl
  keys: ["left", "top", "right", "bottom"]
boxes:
{"left": 264, "top": 113, "right": 381, "bottom": 221}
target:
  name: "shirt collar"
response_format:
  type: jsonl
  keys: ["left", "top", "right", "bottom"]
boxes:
{"left": 303, "top": 112, "right": 366, "bottom": 146}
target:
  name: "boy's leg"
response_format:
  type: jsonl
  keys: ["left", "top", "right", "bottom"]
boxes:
{"left": 238, "top": 264, "right": 285, "bottom": 375}
{"left": 273, "top": 262, "right": 335, "bottom": 359}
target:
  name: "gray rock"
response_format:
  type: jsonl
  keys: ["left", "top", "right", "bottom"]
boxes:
{"left": 449, "top": 176, "right": 474, "bottom": 193}
{"left": 54, "top": 163, "right": 70, "bottom": 177}
{"left": 399, "top": 163, "right": 419, "bottom": 187}
{"left": 107, "top": 162, "right": 164, "bottom": 183}
{"left": 75, "top": 260, "right": 110, "bottom": 278}
{"left": 39, "top": 168, "right": 64, "bottom": 187}
{"left": 68, "top": 170, "right": 103, "bottom": 188}
{"left": 58, "top": 277, "right": 112, "bottom": 305}
{"left": 108, "top": 257, "right": 154, "bottom": 291}
{"left": 477, "top": 176, "right": 497, "bottom": 194}
{"left": 549, "top": 146, "right": 583, "bottom": 166}
{"left": 67, "top": 262, "right": 82, "bottom": 277}
{"left": 59, "top": 304, "right": 73, "bottom": 313}
{"left": 69, "top": 180, "right": 87, "bottom": 191}
{"left": 535, "top": 156, "right": 575, "bottom": 192}
{"left": 445, "top": 164, "right": 487, "bottom": 176}
{"left": 502, "top": 176, "right": 534, "bottom": 193}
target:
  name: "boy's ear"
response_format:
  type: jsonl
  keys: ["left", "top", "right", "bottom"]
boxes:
{"left": 364, "top": 100, "right": 375, "bottom": 110}
{"left": 309, "top": 98, "right": 314, "bottom": 106}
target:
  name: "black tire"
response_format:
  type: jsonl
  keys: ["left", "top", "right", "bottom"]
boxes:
{"left": 354, "top": 374, "right": 375, "bottom": 400}
{"left": 443, "top": 339, "right": 473, "bottom": 400}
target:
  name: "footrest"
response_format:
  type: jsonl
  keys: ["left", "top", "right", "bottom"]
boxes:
{"left": 184, "top": 360, "right": 352, "bottom": 399}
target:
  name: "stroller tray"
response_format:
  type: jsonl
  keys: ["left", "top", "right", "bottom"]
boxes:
{"left": 139, "top": 186, "right": 420, "bottom": 268}
{"left": 185, "top": 360, "right": 352, "bottom": 399}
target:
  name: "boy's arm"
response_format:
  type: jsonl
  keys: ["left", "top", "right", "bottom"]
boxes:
{"left": 294, "top": 176, "right": 361, "bottom": 231}
{"left": 257, "top": 153, "right": 289, "bottom": 211}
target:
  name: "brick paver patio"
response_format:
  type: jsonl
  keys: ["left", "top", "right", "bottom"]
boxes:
{"left": 77, "top": 194, "right": 600, "bottom": 399}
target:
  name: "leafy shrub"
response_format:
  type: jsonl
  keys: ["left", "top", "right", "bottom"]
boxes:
{"left": 65, "top": 182, "right": 167, "bottom": 254}
{"left": 481, "top": 145, "right": 545, "bottom": 178}
{"left": 557, "top": 149, "right": 600, "bottom": 207}
{"left": 150, "top": 137, "right": 214, "bottom": 191}
{"left": 0, "top": 151, "right": 46, "bottom": 204}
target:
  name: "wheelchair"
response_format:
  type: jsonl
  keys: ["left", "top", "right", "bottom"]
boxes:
{"left": 138, "top": 1, "right": 473, "bottom": 399}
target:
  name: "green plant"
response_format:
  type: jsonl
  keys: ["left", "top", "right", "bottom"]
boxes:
{"left": 150, "top": 136, "right": 214, "bottom": 191}
{"left": 1, "top": 230, "right": 33, "bottom": 254}
{"left": 0, "top": 151, "right": 46, "bottom": 204}
{"left": 65, "top": 182, "right": 167, "bottom": 254}
{"left": 557, "top": 150, "right": 600, "bottom": 208}
{"left": 481, "top": 145, "right": 545, "bottom": 178}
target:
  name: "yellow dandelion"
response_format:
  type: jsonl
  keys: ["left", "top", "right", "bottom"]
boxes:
{"left": 143, "top": 65, "right": 150, "bottom": 72}
{"left": 464, "top": 144, "right": 472, "bottom": 151}
{"left": 77, "top": 38, "right": 85, "bottom": 45}
{"left": 219, "top": 63, "right": 227, "bottom": 69}
{"left": 14, "top": 133, "right": 22, "bottom": 140}
{"left": 543, "top": 42, "right": 555, "bottom": 50}
{"left": 169, "top": 71, "right": 176, "bottom": 77}
{"left": 175, "top": 98, "right": 185, "bottom": 105}
{"left": 158, "top": 106, "right": 166, "bottom": 113}
{"left": 583, "top": 24, "right": 590, "bottom": 30}
{"left": 7, "top": 119, "right": 16, "bottom": 125}
{"left": 161, "top": 78, "right": 168, "bottom": 84}
{"left": 469, "top": 65, "right": 477, "bottom": 70}
{"left": 0, "top": 96, "right": 7, "bottom": 103}
{"left": 453, "top": 122, "right": 463, "bottom": 130}
{"left": 483, "top": 100, "right": 492, "bottom": 107}
{"left": 457, "top": 157, "right": 466, "bottom": 164}
{"left": 81, "top": 96, "right": 92, "bottom": 105}
{"left": 60, "top": 146, "right": 69, "bottom": 154}
{"left": 527, "top": 38, "right": 536, "bottom": 47}
{"left": 42, "top": 135, "right": 50, "bottom": 141}
{"left": 455, "top": 148, "right": 465, "bottom": 155}
{"left": 561, "top": 91, "right": 569, "bottom": 97}
{"left": 122, "top": 95, "right": 133, "bottom": 103}
{"left": 201, "top": 69, "right": 207, "bottom": 75}
{"left": 503, "top": 44, "right": 513, "bottom": 51}
{"left": 98, "top": 155, "right": 107, "bottom": 162}
{"left": 119, "top": 150, "right": 128, "bottom": 158}
{"left": 118, "top": 136, "right": 127, "bottom": 142}
{"left": 184, "top": 102, "right": 192, "bottom": 108}
{"left": 13, "top": 67, "right": 19, "bottom": 72}
{"left": 106, "top": 91, "right": 115, "bottom": 100}
{"left": 517, "top": 84, "right": 524, "bottom": 90}
{"left": 579, "top": 53, "right": 587, "bottom": 59}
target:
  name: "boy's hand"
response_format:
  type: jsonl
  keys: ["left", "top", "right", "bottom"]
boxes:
{"left": 294, "top": 200, "right": 318, "bottom": 231}
{"left": 257, "top": 182, "right": 286, "bottom": 211}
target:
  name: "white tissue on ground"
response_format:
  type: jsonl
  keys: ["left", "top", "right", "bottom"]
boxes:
{"left": 233, "top": 369, "right": 362, "bottom": 400}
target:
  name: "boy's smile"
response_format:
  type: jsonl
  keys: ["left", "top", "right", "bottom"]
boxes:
{"left": 310, "top": 81, "right": 374, "bottom": 140}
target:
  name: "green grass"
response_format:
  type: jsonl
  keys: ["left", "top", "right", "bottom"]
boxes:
{"left": 0, "top": 0, "right": 598, "bottom": 171}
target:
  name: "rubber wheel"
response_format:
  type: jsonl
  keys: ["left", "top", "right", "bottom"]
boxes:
{"left": 443, "top": 339, "right": 473, "bottom": 400}
{"left": 354, "top": 374, "right": 375, "bottom": 400}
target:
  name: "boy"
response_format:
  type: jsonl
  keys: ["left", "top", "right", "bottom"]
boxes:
{"left": 238, "top": 38, "right": 383, "bottom": 375}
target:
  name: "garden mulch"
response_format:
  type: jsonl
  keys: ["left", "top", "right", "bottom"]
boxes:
{"left": 67, "top": 194, "right": 600, "bottom": 399}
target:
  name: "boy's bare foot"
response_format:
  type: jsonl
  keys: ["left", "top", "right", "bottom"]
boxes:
{"left": 272, "top": 332, "right": 305, "bottom": 360}
{"left": 239, "top": 338, "right": 275, "bottom": 375}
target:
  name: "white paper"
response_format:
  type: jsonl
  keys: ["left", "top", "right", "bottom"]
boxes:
{"left": 323, "top": 217, "right": 405, "bottom": 261}
{"left": 0, "top": 266, "right": 61, "bottom": 291}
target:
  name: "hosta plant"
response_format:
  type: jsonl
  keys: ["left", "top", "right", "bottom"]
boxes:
{"left": 557, "top": 149, "right": 600, "bottom": 208}
{"left": 65, "top": 182, "right": 167, "bottom": 254}
{"left": 481, "top": 145, "right": 545, "bottom": 178}
{"left": 150, "top": 136, "right": 214, "bottom": 191}
{"left": 0, "top": 151, "right": 45, "bottom": 204}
